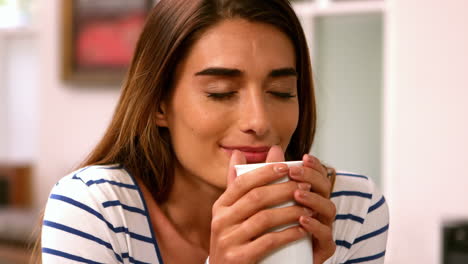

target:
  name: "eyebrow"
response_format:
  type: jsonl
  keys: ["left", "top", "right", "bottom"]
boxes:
{"left": 269, "top": 67, "right": 297, "bottom": 78}
{"left": 195, "top": 67, "right": 242, "bottom": 77}
{"left": 194, "top": 67, "right": 297, "bottom": 78}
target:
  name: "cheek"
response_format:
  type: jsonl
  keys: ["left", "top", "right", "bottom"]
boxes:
{"left": 185, "top": 106, "right": 228, "bottom": 138}
{"left": 168, "top": 96, "right": 231, "bottom": 158}
{"left": 271, "top": 103, "right": 299, "bottom": 148}
{"left": 167, "top": 101, "right": 232, "bottom": 188}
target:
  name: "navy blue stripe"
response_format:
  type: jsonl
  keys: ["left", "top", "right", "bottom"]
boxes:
{"left": 121, "top": 253, "right": 151, "bottom": 264}
{"left": 42, "top": 247, "right": 103, "bottom": 264}
{"left": 336, "top": 239, "right": 352, "bottom": 249}
{"left": 71, "top": 167, "right": 137, "bottom": 190}
{"left": 331, "top": 191, "right": 372, "bottom": 199}
{"left": 102, "top": 200, "right": 146, "bottom": 215}
{"left": 43, "top": 245, "right": 149, "bottom": 264}
{"left": 132, "top": 259, "right": 152, "bottom": 264}
{"left": 335, "top": 214, "right": 365, "bottom": 224}
{"left": 354, "top": 224, "right": 389, "bottom": 244}
{"left": 368, "top": 196, "right": 385, "bottom": 213}
{"left": 123, "top": 252, "right": 151, "bottom": 264}
{"left": 85, "top": 178, "right": 138, "bottom": 189}
{"left": 126, "top": 231, "right": 154, "bottom": 243}
{"left": 68, "top": 167, "right": 91, "bottom": 185}
{"left": 119, "top": 252, "right": 151, "bottom": 264}
{"left": 336, "top": 173, "right": 368, "bottom": 180}
{"left": 124, "top": 166, "right": 165, "bottom": 264}
{"left": 341, "top": 250, "right": 386, "bottom": 264}
{"left": 49, "top": 194, "right": 153, "bottom": 243}
{"left": 43, "top": 220, "right": 123, "bottom": 262}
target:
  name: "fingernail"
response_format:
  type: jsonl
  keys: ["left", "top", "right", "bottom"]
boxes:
{"left": 303, "top": 207, "right": 314, "bottom": 216}
{"left": 290, "top": 167, "right": 303, "bottom": 177}
{"left": 301, "top": 216, "right": 312, "bottom": 224}
{"left": 274, "top": 164, "right": 288, "bottom": 174}
{"left": 297, "top": 182, "right": 311, "bottom": 191}
{"left": 298, "top": 189, "right": 309, "bottom": 198}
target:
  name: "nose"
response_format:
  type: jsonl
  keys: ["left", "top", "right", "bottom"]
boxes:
{"left": 238, "top": 89, "right": 271, "bottom": 137}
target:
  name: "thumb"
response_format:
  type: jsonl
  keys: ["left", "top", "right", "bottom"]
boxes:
{"left": 227, "top": 150, "right": 246, "bottom": 186}
{"left": 265, "top": 145, "right": 285, "bottom": 163}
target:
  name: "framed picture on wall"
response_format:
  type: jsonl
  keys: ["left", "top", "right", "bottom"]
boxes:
{"left": 62, "top": 0, "right": 156, "bottom": 84}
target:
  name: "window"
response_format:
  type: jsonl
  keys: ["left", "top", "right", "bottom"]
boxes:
{"left": 0, "top": 0, "right": 35, "bottom": 29}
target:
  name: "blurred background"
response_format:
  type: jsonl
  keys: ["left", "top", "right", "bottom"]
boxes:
{"left": 0, "top": 0, "right": 467, "bottom": 263}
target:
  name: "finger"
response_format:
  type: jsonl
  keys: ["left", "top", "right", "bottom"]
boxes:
{"left": 299, "top": 216, "right": 333, "bottom": 240}
{"left": 299, "top": 216, "right": 336, "bottom": 258}
{"left": 289, "top": 166, "right": 331, "bottom": 198}
{"left": 216, "top": 163, "right": 289, "bottom": 207}
{"left": 225, "top": 180, "right": 301, "bottom": 225}
{"left": 266, "top": 145, "right": 285, "bottom": 163}
{"left": 244, "top": 225, "right": 308, "bottom": 263}
{"left": 221, "top": 225, "right": 307, "bottom": 264}
{"left": 227, "top": 150, "right": 247, "bottom": 186}
{"left": 225, "top": 204, "right": 313, "bottom": 244}
{"left": 294, "top": 190, "right": 337, "bottom": 225}
{"left": 242, "top": 205, "right": 313, "bottom": 240}
{"left": 303, "top": 154, "right": 328, "bottom": 177}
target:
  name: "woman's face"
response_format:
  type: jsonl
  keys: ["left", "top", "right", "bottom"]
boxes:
{"left": 157, "top": 19, "right": 299, "bottom": 189}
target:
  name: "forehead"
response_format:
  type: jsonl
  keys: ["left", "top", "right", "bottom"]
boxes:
{"left": 179, "top": 19, "right": 296, "bottom": 74}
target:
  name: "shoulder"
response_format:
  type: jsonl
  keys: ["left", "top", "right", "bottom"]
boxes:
{"left": 328, "top": 171, "right": 389, "bottom": 263}
{"left": 42, "top": 164, "right": 161, "bottom": 263}
{"left": 43, "top": 164, "right": 137, "bottom": 225}
{"left": 54, "top": 164, "right": 136, "bottom": 191}
{"left": 331, "top": 170, "right": 389, "bottom": 227}
{"left": 333, "top": 171, "right": 373, "bottom": 195}
{"left": 43, "top": 164, "right": 143, "bottom": 222}
{"left": 331, "top": 171, "right": 385, "bottom": 210}
{"left": 48, "top": 164, "right": 139, "bottom": 203}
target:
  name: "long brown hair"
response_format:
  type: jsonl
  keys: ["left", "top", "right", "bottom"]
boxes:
{"left": 32, "top": 0, "right": 335, "bottom": 262}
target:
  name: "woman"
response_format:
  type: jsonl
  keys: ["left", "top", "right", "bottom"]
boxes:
{"left": 40, "top": 0, "right": 389, "bottom": 263}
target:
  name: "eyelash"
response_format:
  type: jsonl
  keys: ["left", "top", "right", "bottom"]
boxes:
{"left": 206, "top": 91, "right": 296, "bottom": 100}
{"left": 206, "top": 92, "right": 236, "bottom": 100}
{"left": 269, "top": 91, "right": 297, "bottom": 99}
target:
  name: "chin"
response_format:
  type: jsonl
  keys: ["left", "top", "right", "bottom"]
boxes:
{"left": 209, "top": 179, "right": 228, "bottom": 192}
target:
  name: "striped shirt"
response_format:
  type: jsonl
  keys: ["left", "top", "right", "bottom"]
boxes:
{"left": 42, "top": 165, "right": 388, "bottom": 264}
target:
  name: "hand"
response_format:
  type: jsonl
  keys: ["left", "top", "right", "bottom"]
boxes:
{"left": 289, "top": 154, "right": 337, "bottom": 264}
{"left": 209, "top": 146, "right": 311, "bottom": 264}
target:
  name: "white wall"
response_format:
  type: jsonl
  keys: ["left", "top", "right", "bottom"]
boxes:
{"left": 5, "top": 35, "right": 39, "bottom": 161}
{"left": 34, "top": 0, "right": 120, "bottom": 207}
{"left": 0, "top": 31, "right": 39, "bottom": 162}
{"left": 0, "top": 37, "right": 7, "bottom": 159}
{"left": 385, "top": 0, "right": 468, "bottom": 263}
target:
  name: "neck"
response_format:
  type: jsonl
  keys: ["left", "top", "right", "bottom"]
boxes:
{"left": 160, "top": 165, "right": 223, "bottom": 252}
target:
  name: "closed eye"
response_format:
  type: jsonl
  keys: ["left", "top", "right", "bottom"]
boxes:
{"left": 206, "top": 91, "right": 237, "bottom": 100}
{"left": 268, "top": 91, "right": 296, "bottom": 99}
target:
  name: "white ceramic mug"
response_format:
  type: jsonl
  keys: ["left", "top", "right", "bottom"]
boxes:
{"left": 234, "top": 161, "right": 313, "bottom": 264}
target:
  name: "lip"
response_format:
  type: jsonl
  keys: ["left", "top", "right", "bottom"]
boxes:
{"left": 221, "top": 145, "right": 271, "bottom": 164}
